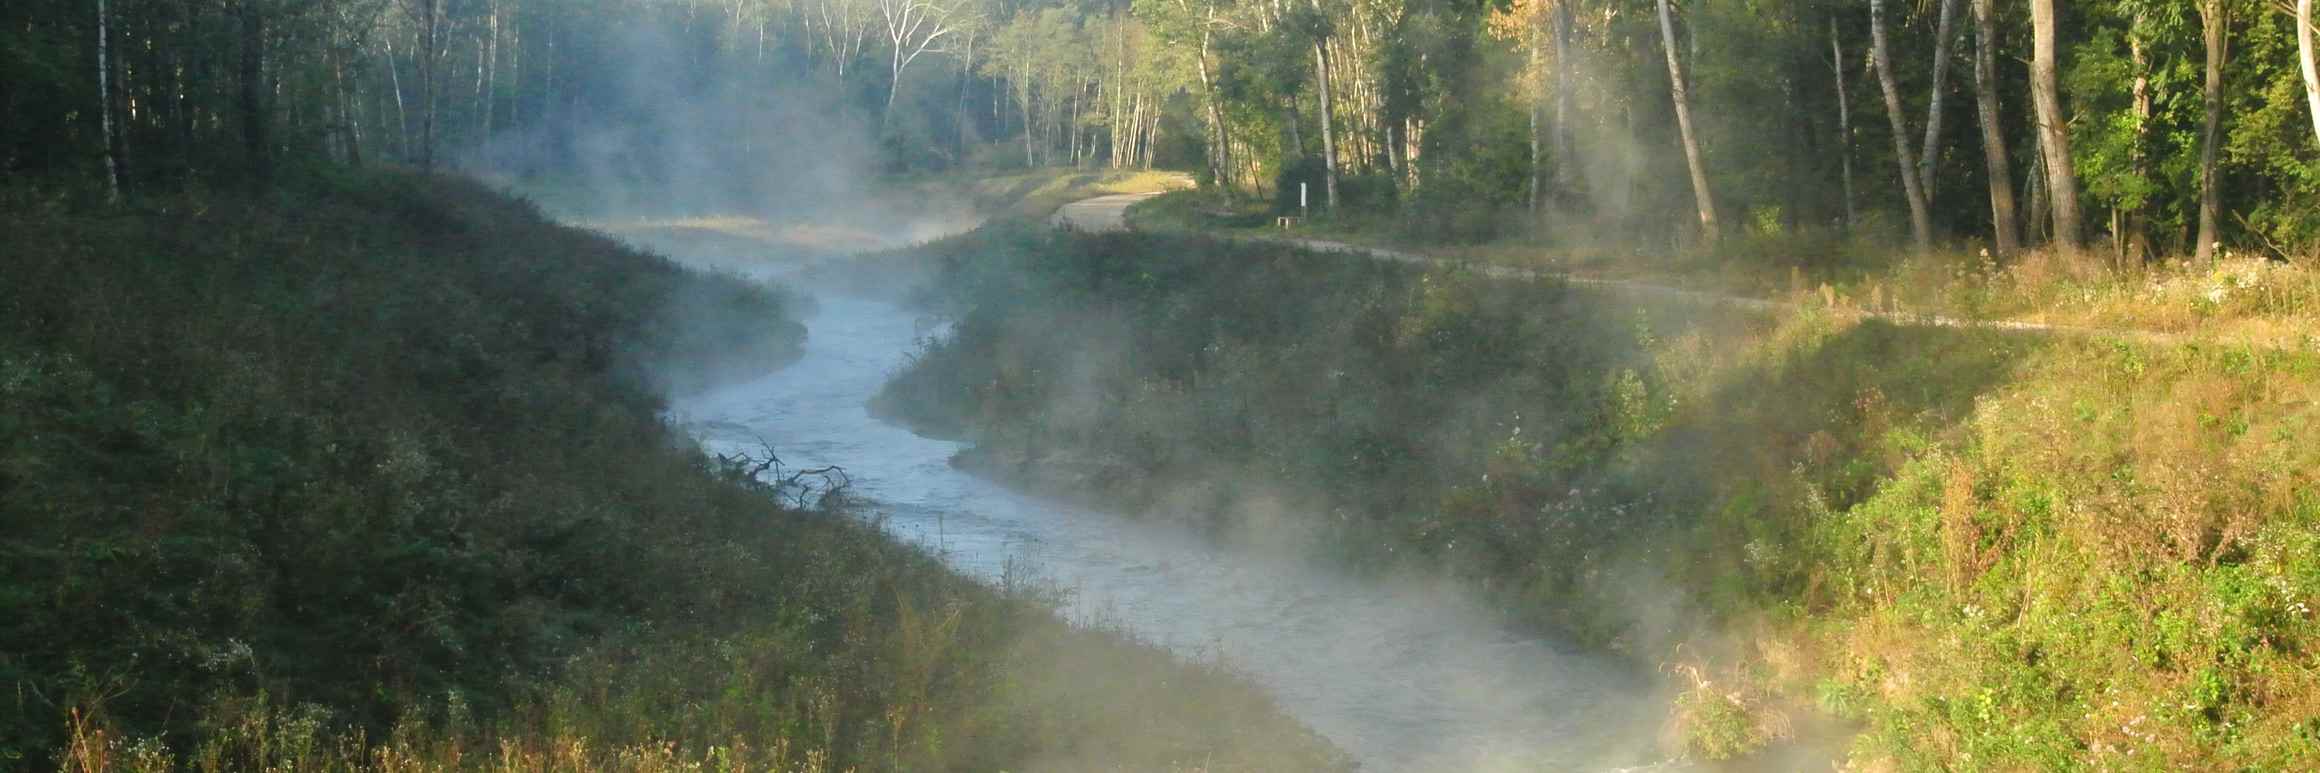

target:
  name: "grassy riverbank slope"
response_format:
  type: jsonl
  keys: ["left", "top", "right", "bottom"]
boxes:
{"left": 876, "top": 222, "right": 2320, "bottom": 768}
{"left": 0, "top": 174, "right": 1342, "bottom": 771}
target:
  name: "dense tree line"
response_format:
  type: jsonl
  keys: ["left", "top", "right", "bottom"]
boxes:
{"left": 6, "top": 0, "right": 2318, "bottom": 256}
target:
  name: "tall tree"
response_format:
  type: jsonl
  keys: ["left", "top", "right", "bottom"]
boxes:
{"left": 1551, "top": 0, "right": 1576, "bottom": 198}
{"left": 97, "top": 0, "right": 121, "bottom": 201}
{"left": 2029, "top": 0, "right": 2082, "bottom": 250}
{"left": 238, "top": 0, "right": 270, "bottom": 183}
{"left": 1657, "top": 0, "right": 1718, "bottom": 242}
{"left": 880, "top": 0, "right": 964, "bottom": 120}
{"left": 2302, "top": 0, "right": 2318, "bottom": 146}
{"left": 1919, "top": 0, "right": 1960, "bottom": 200}
{"left": 1871, "top": 0, "right": 1935, "bottom": 251}
{"left": 2193, "top": 0, "right": 2227, "bottom": 263}
{"left": 1833, "top": 19, "right": 1856, "bottom": 230}
{"left": 1316, "top": 39, "right": 1339, "bottom": 209}
{"left": 1970, "top": 0, "right": 2020, "bottom": 255}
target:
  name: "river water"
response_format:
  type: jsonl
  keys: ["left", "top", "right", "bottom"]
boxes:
{"left": 671, "top": 291, "right": 1672, "bottom": 771}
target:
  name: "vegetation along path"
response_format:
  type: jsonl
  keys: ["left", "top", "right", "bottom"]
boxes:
{"left": 1065, "top": 194, "right": 2300, "bottom": 353}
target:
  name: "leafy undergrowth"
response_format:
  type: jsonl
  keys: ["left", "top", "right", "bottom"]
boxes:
{"left": 0, "top": 174, "right": 1344, "bottom": 771}
{"left": 1132, "top": 190, "right": 2320, "bottom": 351}
{"left": 878, "top": 221, "right": 2320, "bottom": 767}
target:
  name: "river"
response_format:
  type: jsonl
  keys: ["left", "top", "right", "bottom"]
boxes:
{"left": 670, "top": 287, "right": 1678, "bottom": 771}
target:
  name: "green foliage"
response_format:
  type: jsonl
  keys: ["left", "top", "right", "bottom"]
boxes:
{"left": 875, "top": 222, "right": 2320, "bottom": 765}
{"left": 0, "top": 173, "right": 1343, "bottom": 771}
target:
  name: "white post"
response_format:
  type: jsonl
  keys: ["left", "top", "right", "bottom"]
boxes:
{"left": 1300, "top": 182, "right": 1309, "bottom": 221}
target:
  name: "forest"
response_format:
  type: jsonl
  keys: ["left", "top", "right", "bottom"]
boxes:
{"left": 10, "top": 0, "right": 2320, "bottom": 769}
{"left": 5, "top": 0, "right": 2320, "bottom": 258}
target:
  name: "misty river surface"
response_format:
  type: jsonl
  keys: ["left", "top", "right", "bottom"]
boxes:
{"left": 673, "top": 293, "right": 1667, "bottom": 771}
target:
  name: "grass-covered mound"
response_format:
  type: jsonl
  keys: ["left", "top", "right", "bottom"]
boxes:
{"left": 0, "top": 175, "right": 1343, "bottom": 771}
{"left": 877, "top": 222, "right": 2320, "bottom": 767}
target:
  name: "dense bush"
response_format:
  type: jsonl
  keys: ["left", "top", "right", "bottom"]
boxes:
{"left": 0, "top": 175, "right": 1343, "bottom": 771}
{"left": 878, "top": 222, "right": 2320, "bottom": 766}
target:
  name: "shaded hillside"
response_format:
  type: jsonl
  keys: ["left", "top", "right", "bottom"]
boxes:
{"left": 0, "top": 175, "right": 1344, "bottom": 771}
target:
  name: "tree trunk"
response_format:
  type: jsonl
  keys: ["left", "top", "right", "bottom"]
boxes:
{"left": 1920, "top": 0, "right": 1959, "bottom": 200}
{"left": 237, "top": 0, "right": 268, "bottom": 184}
{"left": 1552, "top": 0, "right": 1577, "bottom": 194}
{"left": 98, "top": 0, "right": 121, "bottom": 201}
{"left": 2301, "top": 0, "right": 2318, "bottom": 147}
{"left": 1020, "top": 65, "right": 1035, "bottom": 166}
{"left": 2125, "top": 18, "right": 2151, "bottom": 262}
{"left": 419, "top": 0, "right": 440, "bottom": 172}
{"left": 386, "top": 37, "right": 409, "bottom": 160}
{"left": 1656, "top": 0, "right": 1718, "bottom": 242}
{"left": 1872, "top": 0, "right": 1935, "bottom": 251}
{"left": 1315, "top": 40, "right": 1339, "bottom": 211}
{"left": 1833, "top": 20, "right": 1856, "bottom": 231}
{"left": 483, "top": 1, "right": 500, "bottom": 138}
{"left": 1528, "top": 21, "right": 1544, "bottom": 215}
{"left": 1971, "top": 0, "right": 2021, "bottom": 256}
{"left": 2194, "top": 0, "right": 2227, "bottom": 264}
{"left": 2029, "top": 0, "right": 2082, "bottom": 251}
{"left": 1196, "top": 22, "right": 1233, "bottom": 198}
{"left": 956, "top": 31, "right": 975, "bottom": 163}
{"left": 335, "top": 45, "right": 363, "bottom": 167}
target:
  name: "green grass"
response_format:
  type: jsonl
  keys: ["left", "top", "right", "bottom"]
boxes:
{"left": 1, "top": 173, "right": 1344, "bottom": 772}
{"left": 904, "top": 168, "right": 1193, "bottom": 219}
{"left": 876, "top": 220, "right": 2320, "bottom": 767}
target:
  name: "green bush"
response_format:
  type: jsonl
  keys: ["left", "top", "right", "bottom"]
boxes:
{"left": 0, "top": 174, "right": 1344, "bottom": 772}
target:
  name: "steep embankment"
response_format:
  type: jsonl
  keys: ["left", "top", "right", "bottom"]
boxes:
{"left": 0, "top": 175, "right": 1342, "bottom": 771}
{"left": 875, "top": 222, "right": 2320, "bottom": 767}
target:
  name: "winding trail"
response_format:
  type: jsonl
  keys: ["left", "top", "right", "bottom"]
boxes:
{"left": 1054, "top": 194, "right": 2279, "bottom": 350}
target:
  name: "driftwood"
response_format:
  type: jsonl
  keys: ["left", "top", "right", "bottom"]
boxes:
{"left": 717, "top": 440, "right": 853, "bottom": 509}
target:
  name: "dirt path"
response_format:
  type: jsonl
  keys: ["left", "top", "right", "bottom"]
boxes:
{"left": 1052, "top": 194, "right": 2269, "bottom": 350}
{"left": 1050, "top": 192, "right": 1167, "bottom": 232}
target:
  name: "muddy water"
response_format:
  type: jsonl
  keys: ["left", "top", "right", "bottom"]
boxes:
{"left": 669, "top": 289, "right": 1682, "bottom": 771}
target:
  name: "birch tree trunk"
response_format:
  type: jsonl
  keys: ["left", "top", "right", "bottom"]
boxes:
{"left": 1196, "top": 21, "right": 1233, "bottom": 198}
{"left": 98, "top": 0, "right": 121, "bottom": 201}
{"left": 2029, "top": 0, "right": 2082, "bottom": 251}
{"left": 2194, "top": 0, "right": 2227, "bottom": 264}
{"left": 1528, "top": 20, "right": 1544, "bottom": 215}
{"left": 1971, "top": 0, "right": 2021, "bottom": 256}
{"left": 419, "top": 0, "right": 441, "bottom": 172}
{"left": 387, "top": 37, "right": 409, "bottom": 160}
{"left": 1919, "top": 0, "right": 1959, "bottom": 200}
{"left": 1552, "top": 0, "right": 1576, "bottom": 193}
{"left": 238, "top": 0, "right": 269, "bottom": 183}
{"left": 2301, "top": 0, "right": 2318, "bottom": 146}
{"left": 1656, "top": 0, "right": 1718, "bottom": 242}
{"left": 1315, "top": 40, "right": 1339, "bottom": 211}
{"left": 1872, "top": 0, "right": 1935, "bottom": 251}
{"left": 2125, "top": 18, "right": 2151, "bottom": 262}
{"left": 483, "top": 2, "right": 500, "bottom": 138}
{"left": 1833, "top": 21, "right": 1855, "bottom": 230}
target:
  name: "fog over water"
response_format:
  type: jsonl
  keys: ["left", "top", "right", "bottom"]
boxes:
{"left": 667, "top": 279, "right": 1678, "bottom": 770}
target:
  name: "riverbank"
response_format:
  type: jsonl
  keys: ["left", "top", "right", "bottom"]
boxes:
{"left": 873, "top": 219, "right": 2320, "bottom": 767}
{"left": 0, "top": 173, "right": 1343, "bottom": 771}
{"left": 1130, "top": 191, "right": 2320, "bottom": 354}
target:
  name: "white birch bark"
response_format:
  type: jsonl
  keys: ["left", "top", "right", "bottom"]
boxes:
{"left": 1872, "top": 0, "right": 1934, "bottom": 250}
{"left": 1657, "top": 0, "right": 1718, "bottom": 241}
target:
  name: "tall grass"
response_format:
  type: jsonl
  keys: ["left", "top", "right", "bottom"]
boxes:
{"left": 0, "top": 173, "right": 1344, "bottom": 771}
{"left": 879, "top": 221, "right": 2320, "bottom": 766}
